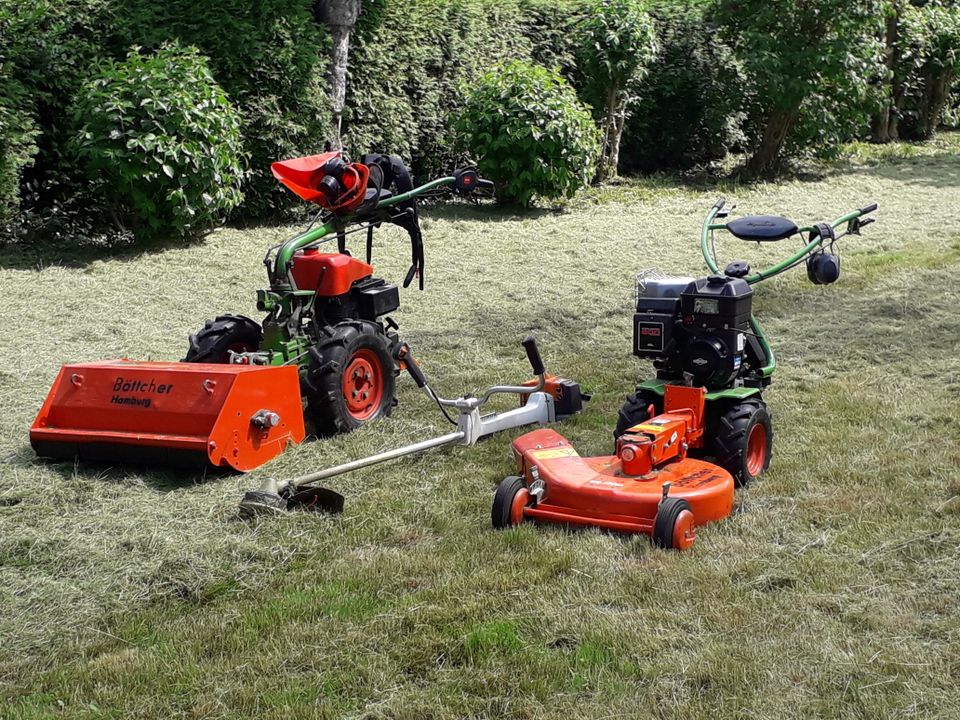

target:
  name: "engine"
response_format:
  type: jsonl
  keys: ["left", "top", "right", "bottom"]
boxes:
{"left": 632, "top": 273, "right": 768, "bottom": 390}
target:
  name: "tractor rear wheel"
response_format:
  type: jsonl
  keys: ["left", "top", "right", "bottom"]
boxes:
{"left": 183, "top": 315, "right": 262, "bottom": 363}
{"left": 614, "top": 388, "right": 663, "bottom": 441}
{"left": 302, "top": 320, "right": 396, "bottom": 436}
{"left": 709, "top": 398, "right": 773, "bottom": 487}
{"left": 652, "top": 497, "right": 695, "bottom": 550}
{"left": 492, "top": 476, "right": 530, "bottom": 529}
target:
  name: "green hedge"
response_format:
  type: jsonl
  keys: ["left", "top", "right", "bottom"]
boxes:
{"left": 107, "top": 0, "right": 331, "bottom": 217}
{"left": 622, "top": 2, "right": 746, "bottom": 172}
{"left": 344, "top": 0, "right": 532, "bottom": 178}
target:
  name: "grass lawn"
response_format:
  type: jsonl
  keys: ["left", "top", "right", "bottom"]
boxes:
{"left": 2, "top": 137, "right": 959, "bottom": 718}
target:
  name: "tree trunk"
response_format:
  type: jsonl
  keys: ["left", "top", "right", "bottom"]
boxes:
{"left": 609, "top": 94, "right": 627, "bottom": 178}
{"left": 597, "top": 84, "right": 619, "bottom": 181}
{"left": 871, "top": 7, "right": 900, "bottom": 143}
{"left": 316, "top": 0, "right": 362, "bottom": 145}
{"left": 327, "top": 23, "right": 351, "bottom": 142}
{"left": 745, "top": 107, "right": 800, "bottom": 177}
{"left": 918, "top": 68, "right": 955, "bottom": 140}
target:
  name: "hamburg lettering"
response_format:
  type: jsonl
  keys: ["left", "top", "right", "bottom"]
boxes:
{"left": 111, "top": 395, "right": 152, "bottom": 408}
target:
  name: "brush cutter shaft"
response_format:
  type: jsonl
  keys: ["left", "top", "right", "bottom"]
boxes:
{"left": 283, "top": 430, "right": 465, "bottom": 489}
{"left": 282, "top": 390, "right": 555, "bottom": 493}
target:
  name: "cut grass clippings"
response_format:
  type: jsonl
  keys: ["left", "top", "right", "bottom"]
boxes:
{"left": 1, "top": 136, "right": 960, "bottom": 718}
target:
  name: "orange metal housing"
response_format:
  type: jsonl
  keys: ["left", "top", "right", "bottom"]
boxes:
{"left": 290, "top": 248, "right": 373, "bottom": 295}
{"left": 30, "top": 360, "right": 306, "bottom": 471}
{"left": 512, "top": 427, "right": 734, "bottom": 536}
{"left": 510, "top": 385, "right": 733, "bottom": 539}
{"left": 271, "top": 152, "right": 369, "bottom": 213}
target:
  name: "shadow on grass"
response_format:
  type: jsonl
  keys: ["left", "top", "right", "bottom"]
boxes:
{"left": 17, "top": 448, "right": 235, "bottom": 493}
{"left": 0, "top": 229, "right": 217, "bottom": 272}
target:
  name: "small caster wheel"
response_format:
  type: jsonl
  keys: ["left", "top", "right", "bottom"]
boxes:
{"left": 492, "top": 475, "right": 531, "bottom": 529}
{"left": 652, "top": 497, "right": 695, "bottom": 550}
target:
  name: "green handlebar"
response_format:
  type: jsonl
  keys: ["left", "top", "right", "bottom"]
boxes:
{"left": 698, "top": 201, "right": 875, "bottom": 378}
{"left": 700, "top": 204, "right": 869, "bottom": 285}
{"left": 272, "top": 176, "right": 456, "bottom": 284}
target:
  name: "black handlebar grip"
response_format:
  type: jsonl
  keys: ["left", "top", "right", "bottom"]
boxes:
{"left": 477, "top": 179, "right": 495, "bottom": 191}
{"left": 522, "top": 336, "right": 545, "bottom": 376}
{"left": 713, "top": 197, "right": 726, "bottom": 211}
{"left": 859, "top": 202, "right": 878, "bottom": 215}
{"left": 402, "top": 348, "right": 428, "bottom": 388}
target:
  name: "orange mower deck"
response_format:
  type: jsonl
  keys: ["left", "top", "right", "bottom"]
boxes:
{"left": 31, "top": 361, "right": 305, "bottom": 471}
{"left": 497, "top": 385, "right": 735, "bottom": 549}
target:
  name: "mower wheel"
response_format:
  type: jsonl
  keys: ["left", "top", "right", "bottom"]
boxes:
{"left": 652, "top": 497, "right": 695, "bottom": 550}
{"left": 183, "top": 314, "right": 262, "bottom": 363}
{"left": 710, "top": 398, "right": 773, "bottom": 487}
{"left": 302, "top": 320, "right": 396, "bottom": 436}
{"left": 492, "top": 475, "right": 531, "bottom": 529}
{"left": 613, "top": 388, "right": 663, "bottom": 441}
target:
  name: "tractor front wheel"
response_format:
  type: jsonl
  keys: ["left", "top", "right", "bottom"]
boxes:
{"left": 182, "top": 315, "right": 262, "bottom": 363}
{"left": 710, "top": 398, "right": 773, "bottom": 487}
{"left": 614, "top": 388, "right": 663, "bottom": 441}
{"left": 302, "top": 321, "right": 396, "bottom": 436}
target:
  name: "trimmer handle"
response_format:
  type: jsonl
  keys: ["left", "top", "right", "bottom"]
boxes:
{"left": 398, "top": 345, "right": 428, "bottom": 388}
{"left": 522, "top": 336, "right": 545, "bottom": 376}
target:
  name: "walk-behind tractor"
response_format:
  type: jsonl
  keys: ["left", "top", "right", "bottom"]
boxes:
{"left": 31, "top": 152, "right": 493, "bottom": 471}
{"left": 493, "top": 198, "right": 878, "bottom": 549}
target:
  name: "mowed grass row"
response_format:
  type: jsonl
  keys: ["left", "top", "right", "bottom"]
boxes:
{"left": 2, "top": 138, "right": 959, "bottom": 718}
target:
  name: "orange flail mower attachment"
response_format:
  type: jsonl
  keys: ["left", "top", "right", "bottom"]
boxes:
{"left": 30, "top": 361, "right": 306, "bottom": 471}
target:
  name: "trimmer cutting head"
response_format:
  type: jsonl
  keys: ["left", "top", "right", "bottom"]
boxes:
{"left": 238, "top": 480, "right": 345, "bottom": 519}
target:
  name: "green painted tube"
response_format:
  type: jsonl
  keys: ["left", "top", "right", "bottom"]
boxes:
{"left": 751, "top": 315, "right": 776, "bottom": 377}
{"left": 702, "top": 206, "right": 865, "bottom": 285}
{"left": 272, "top": 176, "right": 456, "bottom": 283}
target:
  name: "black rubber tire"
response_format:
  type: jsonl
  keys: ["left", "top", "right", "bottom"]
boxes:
{"left": 613, "top": 388, "right": 664, "bottom": 441}
{"left": 182, "top": 314, "right": 262, "bottom": 363}
{"left": 709, "top": 397, "right": 773, "bottom": 487}
{"left": 492, "top": 475, "right": 527, "bottom": 529}
{"left": 302, "top": 320, "right": 396, "bottom": 436}
{"left": 652, "top": 497, "right": 692, "bottom": 549}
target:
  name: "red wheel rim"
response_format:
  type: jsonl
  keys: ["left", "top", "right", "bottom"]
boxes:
{"left": 673, "top": 510, "right": 696, "bottom": 550}
{"left": 510, "top": 488, "right": 531, "bottom": 526}
{"left": 341, "top": 349, "right": 385, "bottom": 420}
{"left": 745, "top": 423, "right": 768, "bottom": 477}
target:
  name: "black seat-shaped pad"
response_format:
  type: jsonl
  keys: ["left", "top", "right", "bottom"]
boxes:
{"left": 726, "top": 215, "right": 799, "bottom": 242}
{"left": 363, "top": 188, "right": 393, "bottom": 203}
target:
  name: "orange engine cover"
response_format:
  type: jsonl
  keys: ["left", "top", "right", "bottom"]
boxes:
{"left": 30, "top": 360, "right": 306, "bottom": 472}
{"left": 290, "top": 248, "right": 373, "bottom": 296}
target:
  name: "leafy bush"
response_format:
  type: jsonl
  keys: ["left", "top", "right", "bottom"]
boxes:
{"left": 713, "top": 0, "right": 883, "bottom": 175}
{"left": 68, "top": 44, "right": 245, "bottom": 241}
{"left": 621, "top": 2, "right": 746, "bottom": 173}
{"left": 108, "top": 0, "right": 330, "bottom": 217}
{"left": 456, "top": 61, "right": 600, "bottom": 206}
